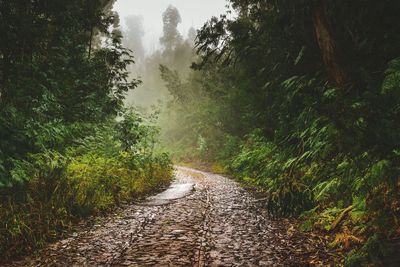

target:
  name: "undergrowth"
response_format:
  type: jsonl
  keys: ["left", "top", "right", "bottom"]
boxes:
{"left": 225, "top": 129, "right": 400, "bottom": 265}
{"left": 0, "top": 110, "right": 173, "bottom": 262}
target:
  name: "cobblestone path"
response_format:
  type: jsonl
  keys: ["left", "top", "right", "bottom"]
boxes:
{"left": 7, "top": 167, "right": 333, "bottom": 266}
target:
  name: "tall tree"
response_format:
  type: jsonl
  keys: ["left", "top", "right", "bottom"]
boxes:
{"left": 0, "top": 0, "right": 138, "bottom": 186}
{"left": 312, "top": 0, "right": 346, "bottom": 87}
{"left": 124, "top": 15, "right": 146, "bottom": 63}
{"left": 159, "top": 5, "right": 183, "bottom": 51}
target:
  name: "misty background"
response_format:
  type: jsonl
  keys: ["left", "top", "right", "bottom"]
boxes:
{"left": 113, "top": 0, "right": 227, "bottom": 109}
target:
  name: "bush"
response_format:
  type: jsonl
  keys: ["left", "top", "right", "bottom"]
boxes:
{"left": 227, "top": 126, "right": 400, "bottom": 264}
{"left": 0, "top": 149, "right": 172, "bottom": 261}
{"left": 0, "top": 110, "right": 173, "bottom": 262}
{"left": 228, "top": 131, "right": 314, "bottom": 216}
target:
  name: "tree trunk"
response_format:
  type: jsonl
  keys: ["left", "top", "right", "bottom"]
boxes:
{"left": 88, "top": 26, "right": 94, "bottom": 59}
{"left": 312, "top": 0, "right": 346, "bottom": 87}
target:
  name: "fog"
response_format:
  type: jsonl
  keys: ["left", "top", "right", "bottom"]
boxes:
{"left": 113, "top": 0, "right": 228, "bottom": 54}
{"left": 112, "top": 0, "right": 228, "bottom": 154}
{"left": 114, "top": 0, "right": 227, "bottom": 110}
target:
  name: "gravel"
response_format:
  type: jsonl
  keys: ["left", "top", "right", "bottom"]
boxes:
{"left": 6, "top": 167, "right": 336, "bottom": 267}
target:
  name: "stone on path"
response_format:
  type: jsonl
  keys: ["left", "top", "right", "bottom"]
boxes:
{"left": 6, "top": 167, "right": 332, "bottom": 267}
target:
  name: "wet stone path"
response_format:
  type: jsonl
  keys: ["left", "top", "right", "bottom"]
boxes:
{"left": 8, "top": 167, "right": 333, "bottom": 266}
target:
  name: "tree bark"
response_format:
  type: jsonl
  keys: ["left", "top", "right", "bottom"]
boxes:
{"left": 312, "top": 0, "right": 346, "bottom": 87}
{"left": 88, "top": 26, "right": 94, "bottom": 59}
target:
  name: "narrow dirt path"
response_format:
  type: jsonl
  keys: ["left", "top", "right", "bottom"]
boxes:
{"left": 7, "top": 167, "right": 334, "bottom": 266}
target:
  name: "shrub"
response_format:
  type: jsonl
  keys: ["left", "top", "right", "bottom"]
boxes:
{"left": 0, "top": 110, "right": 173, "bottom": 262}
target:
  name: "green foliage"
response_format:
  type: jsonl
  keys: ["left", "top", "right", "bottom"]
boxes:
{"left": 228, "top": 131, "right": 314, "bottom": 216}
{"left": 67, "top": 151, "right": 171, "bottom": 215}
{"left": 0, "top": 0, "right": 139, "bottom": 187}
{"left": 159, "top": 0, "right": 400, "bottom": 265}
{"left": 0, "top": 111, "right": 173, "bottom": 261}
{"left": 345, "top": 234, "right": 392, "bottom": 267}
{"left": 0, "top": 1, "right": 173, "bottom": 262}
{"left": 116, "top": 110, "right": 145, "bottom": 151}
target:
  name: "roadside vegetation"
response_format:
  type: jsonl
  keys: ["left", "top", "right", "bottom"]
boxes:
{"left": 158, "top": 1, "right": 400, "bottom": 265}
{"left": 0, "top": 0, "right": 172, "bottom": 261}
{"left": 2, "top": 0, "right": 400, "bottom": 265}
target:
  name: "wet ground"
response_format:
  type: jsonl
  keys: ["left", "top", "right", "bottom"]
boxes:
{"left": 6, "top": 167, "right": 337, "bottom": 266}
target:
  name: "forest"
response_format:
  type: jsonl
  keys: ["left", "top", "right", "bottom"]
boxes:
{"left": 1, "top": 0, "right": 400, "bottom": 266}
{"left": 0, "top": 0, "right": 172, "bottom": 261}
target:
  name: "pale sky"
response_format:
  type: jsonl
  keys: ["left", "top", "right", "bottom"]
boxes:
{"left": 113, "top": 0, "right": 228, "bottom": 53}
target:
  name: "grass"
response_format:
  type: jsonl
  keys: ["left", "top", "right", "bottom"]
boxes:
{"left": 0, "top": 150, "right": 173, "bottom": 263}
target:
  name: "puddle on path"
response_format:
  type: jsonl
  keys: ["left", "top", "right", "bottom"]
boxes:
{"left": 143, "top": 182, "right": 195, "bottom": 206}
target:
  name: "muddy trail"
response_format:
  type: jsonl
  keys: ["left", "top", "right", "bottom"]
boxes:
{"left": 6, "top": 167, "right": 338, "bottom": 266}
